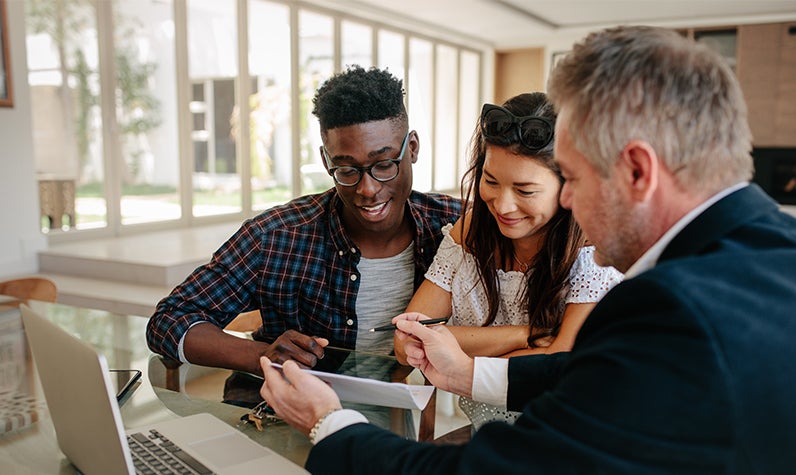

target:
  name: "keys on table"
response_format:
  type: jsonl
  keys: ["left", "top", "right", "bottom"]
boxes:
{"left": 238, "top": 400, "right": 284, "bottom": 431}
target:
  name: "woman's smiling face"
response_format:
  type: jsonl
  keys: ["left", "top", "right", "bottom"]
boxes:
{"left": 478, "top": 145, "right": 562, "bottom": 242}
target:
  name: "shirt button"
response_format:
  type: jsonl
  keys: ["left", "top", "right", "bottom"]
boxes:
{"left": 338, "top": 250, "right": 344, "bottom": 256}
{"left": 350, "top": 247, "right": 356, "bottom": 253}
{"left": 350, "top": 274, "right": 357, "bottom": 281}
{"left": 346, "top": 319, "right": 354, "bottom": 326}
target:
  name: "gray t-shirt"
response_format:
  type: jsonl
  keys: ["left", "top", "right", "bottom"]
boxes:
{"left": 355, "top": 243, "right": 415, "bottom": 354}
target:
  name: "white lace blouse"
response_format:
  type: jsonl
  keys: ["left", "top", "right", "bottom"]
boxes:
{"left": 426, "top": 224, "right": 623, "bottom": 328}
{"left": 425, "top": 224, "right": 624, "bottom": 429}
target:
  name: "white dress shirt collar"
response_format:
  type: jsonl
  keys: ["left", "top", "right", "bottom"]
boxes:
{"left": 624, "top": 182, "right": 748, "bottom": 279}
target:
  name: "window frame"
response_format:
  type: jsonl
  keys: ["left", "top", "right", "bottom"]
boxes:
{"left": 30, "top": 0, "right": 484, "bottom": 243}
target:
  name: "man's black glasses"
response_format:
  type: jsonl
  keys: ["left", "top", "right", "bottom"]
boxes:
{"left": 321, "top": 132, "right": 409, "bottom": 187}
{"left": 480, "top": 104, "right": 554, "bottom": 150}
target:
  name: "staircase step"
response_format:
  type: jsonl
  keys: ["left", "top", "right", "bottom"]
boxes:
{"left": 37, "top": 273, "right": 172, "bottom": 318}
{"left": 38, "top": 223, "right": 238, "bottom": 287}
{"left": 38, "top": 273, "right": 173, "bottom": 318}
{"left": 34, "top": 222, "right": 242, "bottom": 317}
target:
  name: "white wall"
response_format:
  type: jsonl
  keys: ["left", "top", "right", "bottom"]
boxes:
{"left": 0, "top": 0, "right": 47, "bottom": 279}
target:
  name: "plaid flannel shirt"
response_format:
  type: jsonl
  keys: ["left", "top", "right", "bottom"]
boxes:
{"left": 146, "top": 189, "right": 461, "bottom": 361}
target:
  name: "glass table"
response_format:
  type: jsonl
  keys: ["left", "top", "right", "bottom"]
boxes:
{"left": 0, "top": 300, "right": 435, "bottom": 474}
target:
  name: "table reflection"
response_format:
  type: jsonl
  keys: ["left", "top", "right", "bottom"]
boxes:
{"left": 0, "top": 301, "right": 436, "bottom": 473}
{"left": 0, "top": 305, "right": 47, "bottom": 436}
{"left": 147, "top": 346, "right": 418, "bottom": 439}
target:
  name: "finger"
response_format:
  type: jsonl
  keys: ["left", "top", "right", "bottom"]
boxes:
{"left": 270, "top": 342, "right": 318, "bottom": 368}
{"left": 395, "top": 329, "right": 421, "bottom": 342}
{"left": 260, "top": 355, "right": 278, "bottom": 380}
{"left": 392, "top": 312, "right": 427, "bottom": 324}
{"left": 282, "top": 362, "right": 342, "bottom": 413}
{"left": 260, "top": 356, "right": 281, "bottom": 401}
{"left": 404, "top": 340, "right": 425, "bottom": 361}
{"left": 260, "top": 355, "right": 272, "bottom": 372}
{"left": 282, "top": 360, "right": 326, "bottom": 388}
{"left": 312, "top": 337, "right": 329, "bottom": 360}
{"left": 296, "top": 335, "right": 326, "bottom": 362}
{"left": 283, "top": 330, "right": 326, "bottom": 359}
{"left": 280, "top": 360, "right": 304, "bottom": 386}
{"left": 313, "top": 336, "right": 329, "bottom": 348}
{"left": 261, "top": 357, "right": 286, "bottom": 386}
{"left": 275, "top": 337, "right": 321, "bottom": 367}
{"left": 395, "top": 318, "right": 439, "bottom": 341}
{"left": 405, "top": 351, "right": 428, "bottom": 370}
{"left": 405, "top": 355, "right": 424, "bottom": 368}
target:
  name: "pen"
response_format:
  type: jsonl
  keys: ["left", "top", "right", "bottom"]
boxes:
{"left": 368, "top": 316, "right": 450, "bottom": 332}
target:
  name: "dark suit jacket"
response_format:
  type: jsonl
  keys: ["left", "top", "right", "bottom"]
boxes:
{"left": 307, "top": 185, "right": 796, "bottom": 475}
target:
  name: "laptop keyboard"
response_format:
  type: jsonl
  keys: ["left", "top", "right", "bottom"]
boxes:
{"left": 128, "top": 429, "right": 216, "bottom": 475}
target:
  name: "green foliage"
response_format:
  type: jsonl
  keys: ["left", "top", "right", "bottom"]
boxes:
{"left": 73, "top": 50, "right": 96, "bottom": 169}
{"left": 77, "top": 182, "right": 176, "bottom": 197}
{"left": 115, "top": 47, "right": 161, "bottom": 136}
{"left": 27, "top": 0, "right": 161, "bottom": 185}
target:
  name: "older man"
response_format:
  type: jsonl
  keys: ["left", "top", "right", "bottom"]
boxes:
{"left": 259, "top": 26, "right": 796, "bottom": 474}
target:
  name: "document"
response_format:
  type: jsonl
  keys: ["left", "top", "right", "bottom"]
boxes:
{"left": 270, "top": 363, "right": 434, "bottom": 410}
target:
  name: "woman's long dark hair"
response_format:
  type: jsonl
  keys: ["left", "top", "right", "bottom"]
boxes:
{"left": 460, "top": 92, "right": 586, "bottom": 346}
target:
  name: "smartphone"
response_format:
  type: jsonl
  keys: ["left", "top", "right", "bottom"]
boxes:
{"left": 109, "top": 369, "right": 142, "bottom": 402}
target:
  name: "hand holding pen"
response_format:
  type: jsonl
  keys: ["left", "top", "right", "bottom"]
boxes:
{"left": 369, "top": 316, "right": 450, "bottom": 332}
{"left": 390, "top": 313, "right": 475, "bottom": 396}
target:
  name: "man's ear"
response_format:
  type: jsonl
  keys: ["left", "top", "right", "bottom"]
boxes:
{"left": 619, "top": 140, "right": 658, "bottom": 202}
{"left": 409, "top": 130, "right": 419, "bottom": 164}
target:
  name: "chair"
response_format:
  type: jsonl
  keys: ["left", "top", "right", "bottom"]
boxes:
{"left": 0, "top": 277, "right": 58, "bottom": 305}
{"left": 223, "top": 310, "right": 262, "bottom": 332}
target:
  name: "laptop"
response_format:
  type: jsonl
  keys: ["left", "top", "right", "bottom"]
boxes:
{"left": 20, "top": 304, "right": 308, "bottom": 475}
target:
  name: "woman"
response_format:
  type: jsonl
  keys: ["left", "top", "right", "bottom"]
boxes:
{"left": 394, "top": 92, "right": 622, "bottom": 428}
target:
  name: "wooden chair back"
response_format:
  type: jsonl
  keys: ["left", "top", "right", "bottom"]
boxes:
{"left": 0, "top": 277, "right": 58, "bottom": 305}
{"left": 224, "top": 310, "right": 262, "bottom": 332}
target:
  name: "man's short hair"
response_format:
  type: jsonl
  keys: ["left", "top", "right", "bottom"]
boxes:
{"left": 312, "top": 66, "right": 407, "bottom": 132}
{"left": 548, "top": 26, "right": 753, "bottom": 193}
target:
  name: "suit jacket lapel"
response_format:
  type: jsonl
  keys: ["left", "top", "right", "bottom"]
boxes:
{"left": 658, "top": 184, "right": 778, "bottom": 263}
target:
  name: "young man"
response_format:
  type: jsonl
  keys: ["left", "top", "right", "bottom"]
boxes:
{"left": 146, "top": 66, "right": 461, "bottom": 375}
{"left": 259, "top": 26, "right": 796, "bottom": 474}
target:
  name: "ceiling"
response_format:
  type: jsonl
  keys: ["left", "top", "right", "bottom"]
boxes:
{"left": 329, "top": 0, "right": 796, "bottom": 49}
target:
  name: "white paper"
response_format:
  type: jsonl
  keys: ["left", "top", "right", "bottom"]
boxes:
{"left": 271, "top": 363, "right": 434, "bottom": 410}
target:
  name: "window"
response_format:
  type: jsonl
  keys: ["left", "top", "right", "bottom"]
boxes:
{"left": 27, "top": 0, "right": 105, "bottom": 231}
{"left": 247, "top": 0, "right": 292, "bottom": 210}
{"left": 115, "top": 0, "right": 180, "bottom": 226}
{"left": 458, "top": 51, "right": 481, "bottom": 180}
{"left": 187, "top": 0, "right": 241, "bottom": 217}
{"left": 342, "top": 20, "right": 372, "bottom": 69}
{"left": 25, "top": 0, "right": 483, "bottom": 240}
{"left": 378, "top": 29, "right": 404, "bottom": 75}
{"left": 434, "top": 44, "right": 459, "bottom": 191}
{"left": 298, "top": 10, "right": 334, "bottom": 196}
{"left": 408, "top": 38, "right": 433, "bottom": 192}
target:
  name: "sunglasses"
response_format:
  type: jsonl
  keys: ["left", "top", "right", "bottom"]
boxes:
{"left": 480, "top": 103, "right": 554, "bottom": 150}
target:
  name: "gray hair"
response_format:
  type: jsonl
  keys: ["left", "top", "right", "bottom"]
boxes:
{"left": 547, "top": 26, "right": 753, "bottom": 192}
